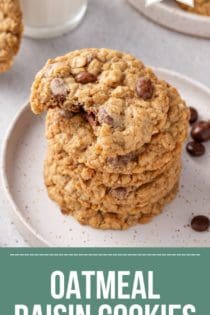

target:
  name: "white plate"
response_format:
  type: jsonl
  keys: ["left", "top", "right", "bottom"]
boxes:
{"left": 1, "top": 68, "right": 210, "bottom": 247}
{"left": 128, "top": 0, "right": 210, "bottom": 38}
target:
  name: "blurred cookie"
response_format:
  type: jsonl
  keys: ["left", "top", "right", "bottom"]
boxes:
{"left": 177, "top": 0, "right": 210, "bottom": 16}
{"left": 0, "top": 0, "right": 23, "bottom": 72}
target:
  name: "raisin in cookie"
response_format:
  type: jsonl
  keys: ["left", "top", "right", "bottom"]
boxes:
{"left": 0, "top": 0, "right": 23, "bottom": 73}
{"left": 177, "top": 0, "right": 210, "bottom": 16}
{"left": 31, "top": 48, "right": 172, "bottom": 159}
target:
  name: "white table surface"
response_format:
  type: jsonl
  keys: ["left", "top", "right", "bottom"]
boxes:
{"left": 1, "top": 0, "right": 210, "bottom": 247}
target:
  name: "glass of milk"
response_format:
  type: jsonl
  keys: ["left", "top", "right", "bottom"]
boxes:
{"left": 20, "top": 0, "right": 87, "bottom": 39}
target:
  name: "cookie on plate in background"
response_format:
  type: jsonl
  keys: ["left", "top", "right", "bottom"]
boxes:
{"left": 0, "top": 0, "right": 23, "bottom": 73}
{"left": 177, "top": 0, "right": 210, "bottom": 16}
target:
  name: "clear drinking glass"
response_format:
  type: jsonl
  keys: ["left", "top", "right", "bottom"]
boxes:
{"left": 20, "top": 0, "right": 87, "bottom": 39}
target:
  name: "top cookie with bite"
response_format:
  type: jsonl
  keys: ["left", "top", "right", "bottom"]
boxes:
{"left": 177, "top": 0, "right": 210, "bottom": 16}
{"left": 30, "top": 48, "right": 170, "bottom": 157}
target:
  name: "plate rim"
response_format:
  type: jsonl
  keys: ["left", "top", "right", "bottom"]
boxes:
{"left": 2, "top": 67, "right": 210, "bottom": 247}
{"left": 1, "top": 103, "right": 51, "bottom": 247}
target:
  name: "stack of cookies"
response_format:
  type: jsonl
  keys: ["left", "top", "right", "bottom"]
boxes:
{"left": 176, "top": 0, "right": 210, "bottom": 16}
{"left": 30, "top": 48, "right": 189, "bottom": 230}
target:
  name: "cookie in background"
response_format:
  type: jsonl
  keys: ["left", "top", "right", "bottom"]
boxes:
{"left": 0, "top": 0, "right": 23, "bottom": 73}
